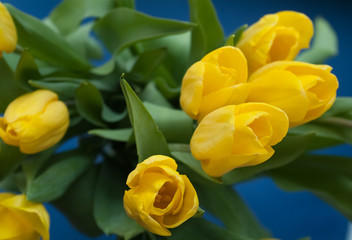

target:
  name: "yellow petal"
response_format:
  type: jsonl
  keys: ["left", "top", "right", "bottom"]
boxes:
{"left": 180, "top": 61, "right": 204, "bottom": 119}
{"left": 252, "top": 61, "right": 338, "bottom": 127}
{"left": 18, "top": 101, "right": 69, "bottom": 154}
{"left": 237, "top": 11, "right": 313, "bottom": 73}
{"left": 276, "top": 11, "right": 313, "bottom": 49}
{"left": 126, "top": 155, "right": 177, "bottom": 188}
{"left": 198, "top": 83, "right": 251, "bottom": 121}
{"left": 248, "top": 66, "right": 309, "bottom": 123}
{"left": 4, "top": 90, "right": 58, "bottom": 124}
{"left": 0, "top": 2, "right": 17, "bottom": 54}
{"left": 202, "top": 147, "right": 274, "bottom": 177}
{"left": 235, "top": 103, "right": 289, "bottom": 146}
{"left": 162, "top": 175, "right": 198, "bottom": 228}
{"left": 201, "top": 46, "right": 248, "bottom": 85}
{"left": 0, "top": 194, "right": 50, "bottom": 240}
{"left": 191, "top": 105, "right": 235, "bottom": 161}
{"left": 124, "top": 191, "right": 171, "bottom": 236}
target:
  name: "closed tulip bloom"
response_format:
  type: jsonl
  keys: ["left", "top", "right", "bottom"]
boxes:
{"left": 0, "top": 2, "right": 17, "bottom": 57}
{"left": 247, "top": 61, "right": 338, "bottom": 127}
{"left": 237, "top": 11, "right": 313, "bottom": 73}
{"left": 0, "top": 90, "right": 69, "bottom": 154}
{"left": 124, "top": 155, "right": 199, "bottom": 236}
{"left": 180, "top": 46, "right": 250, "bottom": 121}
{"left": 0, "top": 193, "right": 50, "bottom": 240}
{"left": 191, "top": 103, "right": 289, "bottom": 177}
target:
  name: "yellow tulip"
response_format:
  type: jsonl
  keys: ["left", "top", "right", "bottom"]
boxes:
{"left": 180, "top": 46, "right": 250, "bottom": 121}
{"left": 191, "top": 103, "right": 289, "bottom": 177}
{"left": 0, "top": 2, "right": 17, "bottom": 57}
{"left": 124, "top": 155, "right": 199, "bottom": 236}
{"left": 0, "top": 193, "right": 50, "bottom": 240}
{"left": 0, "top": 90, "right": 69, "bottom": 154}
{"left": 247, "top": 61, "right": 338, "bottom": 127}
{"left": 237, "top": 11, "right": 313, "bottom": 73}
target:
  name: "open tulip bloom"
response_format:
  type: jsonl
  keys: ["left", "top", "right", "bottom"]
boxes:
{"left": 0, "top": 0, "right": 350, "bottom": 240}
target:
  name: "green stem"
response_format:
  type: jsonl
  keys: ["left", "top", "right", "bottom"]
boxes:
{"left": 317, "top": 116, "right": 352, "bottom": 129}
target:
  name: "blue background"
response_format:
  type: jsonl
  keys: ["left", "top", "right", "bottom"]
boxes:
{"left": 2, "top": 0, "right": 351, "bottom": 239}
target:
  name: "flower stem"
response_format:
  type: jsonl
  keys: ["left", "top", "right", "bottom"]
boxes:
{"left": 317, "top": 116, "right": 352, "bottom": 129}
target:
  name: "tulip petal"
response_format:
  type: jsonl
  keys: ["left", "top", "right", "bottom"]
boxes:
{"left": 0, "top": 2, "right": 17, "bottom": 54}
{"left": 276, "top": 11, "right": 314, "bottom": 49}
{"left": 237, "top": 11, "right": 313, "bottom": 73}
{"left": 248, "top": 68, "right": 309, "bottom": 123}
{"left": 202, "top": 46, "right": 247, "bottom": 85}
{"left": 162, "top": 175, "right": 198, "bottom": 228}
{"left": 198, "top": 83, "right": 251, "bottom": 120}
{"left": 4, "top": 90, "right": 58, "bottom": 124}
{"left": 127, "top": 155, "right": 177, "bottom": 188}
{"left": 0, "top": 194, "right": 50, "bottom": 240}
{"left": 201, "top": 147, "right": 274, "bottom": 177}
{"left": 17, "top": 101, "right": 69, "bottom": 154}
{"left": 180, "top": 61, "right": 204, "bottom": 119}
{"left": 235, "top": 103, "right": 289, "bottom": 146}
{"left": 124, "top": 191, "right": 171, "bottom": 236}
{"left": 191, "top": 106, "right": 235, "bottom": 160}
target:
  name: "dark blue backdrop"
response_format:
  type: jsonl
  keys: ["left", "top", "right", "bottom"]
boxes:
{"left": 3, "top": 1, "right": 351, "bottom": 239}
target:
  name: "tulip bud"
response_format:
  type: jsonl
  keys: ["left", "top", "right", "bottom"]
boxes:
{"left": 0, "top": 90, "right": 69, "bottom": 154}
{"left": 247, "top": 61, "right": 338, "bottom": 127}
{"left": 180, "top": 46, "right": 250, "bottom": 121}
{"left": 0, "top": 2, "right": 17, "bottom": 57}
{"left": 124, "top": 155, "right": 199, "bottom": 236}
{"left": 0, "top": 193, "right": 50, "bottom": 240}
{"left": 191, "top": 103, "right": 289, "bottom": 177}
{"left": 237, "top": 11, "right": 313, "bottom": 73}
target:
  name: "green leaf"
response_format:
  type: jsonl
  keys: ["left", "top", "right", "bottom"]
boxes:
{"left": 141, "top": 32, "right": 191, "bottom": 83}
{"left": 289, "top": 121, "right": 352, "bottom": 146}
{"left": 88, "top": 128, "right": 133, "bottom": 142}
{"left": 75, "top": 82, "right": 107, "bottom": 127}
{"left": 29, "top": 79, "right": 80, "bottom": 100}
{"left": 121, "top": 79, "right": 170, "bottom": 162}
{"left": 155, "top": 75, "right": 181, "bottom": 99}
{"left": 115, "top": 0, "right": 135, "bottom": 8}
{"left": 193, "top": 207, "right": 205, "bottom": 218}
{"left": 94, "top": 162, "right": 144, "bottom": 238}
{"left": 65, "top": 23, "right": 103, "bottom": 60}
{"left": 0, "top": 140, "right": 26, "bottom": 181}
{"left": 171, "top": 150, "right": 222, "bottom": 184}
{"left": 75, "top": 82, "right": 124, "bottom": 127}
{"left": 26, "top": 154, "right": 92, "bottom": 202}
{"left": 169, "top": 218, "right": 255, "bottom": 240}
{"left": 7, "top": 4, "right": 92, "bottom": 72}
{"left": 48, "top": 0, "right": 114, "bottom": 35}
{"left": 93, "top": 7, "right": 194, "bottom": 53}
{"left": 296, "top": 17, "right": 338, "bottom": 64}
{"left": 140, "top": 82, "right": 173, "bottom": 108}
{"left": 128, "top": 47, "right": 167, "bottom": 83}
{"left": 0, "top": 58, "right": 26, "bottom": 112}
{"left": 194, "top": 182, "right": 270, "bottom": 239}
{"left": 268, "top": 154, "right": 352, "bottom": 221}
{"left": 188, "top": 0, "right": 224, "bottom": 62}
{"left": 232, "top": 24, "right": 248, "bottom": 46}
{"left": 225, "top": 34, "right": 235, "bottom": 46}
{"left": 144, "top": 102, "right": 194, "bottom": 143}
{"left": 53, "top": 166, "right": 102, "bottom": 237}
{"left": 322, "top": 97, "right": 352, "bottom": 117}
{"left": 21, "top": 147, "right": 57, "bottom": 183}
{"left": 2, "top": 52, "right": 21, "bottom": 72}
{"left": 14, "top": 49, "right": 40, "bottom": 91}
{"left": 223, "top": 134, "right": 313, "bottom": 184}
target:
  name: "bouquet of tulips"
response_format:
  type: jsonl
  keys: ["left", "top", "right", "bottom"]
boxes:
{"left": 0, "top": 0, "right": 350, "bottom": 239}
